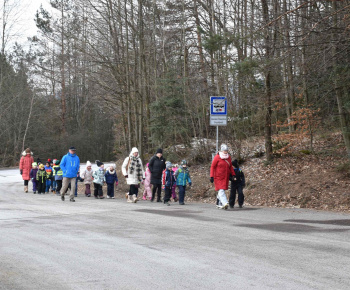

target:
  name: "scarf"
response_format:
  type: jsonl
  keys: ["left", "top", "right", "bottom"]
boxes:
{"left": 129, "top": 156, "right": 143, "bottom": 180}
{"left": 219, "top": 151, "right": 229, "bottom": 159}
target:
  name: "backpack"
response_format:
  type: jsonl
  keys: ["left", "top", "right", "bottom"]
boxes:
{"left": 162, "top": 169, "right": 166, "bottom": 186}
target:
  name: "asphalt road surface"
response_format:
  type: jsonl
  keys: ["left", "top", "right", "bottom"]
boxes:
{"left": 1, "top": 168, "right": 350, "bottom": 289}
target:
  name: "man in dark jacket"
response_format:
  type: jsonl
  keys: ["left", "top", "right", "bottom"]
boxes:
{"left": 229, "top": 159, "right": 246, "bottom": 208}
{"left": 148, "top": 148, "right": 166, "bottom": 202}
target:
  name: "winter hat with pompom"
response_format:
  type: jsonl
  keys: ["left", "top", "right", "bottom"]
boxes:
{"left": 220, "top": 144, "right": 228, "bottom": 151}
{"left": 166, "top": 161, "right": 173, "bottom": 169}
{"left": 32, "top": 162, "right": 37, "bottom": 167}
{"left": 86, "top": 161, "right": 92, "bottom": 167}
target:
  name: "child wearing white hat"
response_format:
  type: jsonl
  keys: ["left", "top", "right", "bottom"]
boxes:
{"left": 81, "top": 161, "right": 93, "bottom": 197}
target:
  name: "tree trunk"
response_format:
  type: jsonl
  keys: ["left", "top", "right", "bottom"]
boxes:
{"left": 194, "top": 0, "right": 209, "bottom": 138}
{"left": 261, "top": 0, "right": 273, "bottom": 161}
{"left": 60, "top": 1, "right": 66, "bottom": 135}
{"left": 332, "top": 1, "right": 350, "bottom": 159}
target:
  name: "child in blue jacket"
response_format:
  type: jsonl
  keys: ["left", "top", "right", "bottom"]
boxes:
{"left": 105, "top": 164, "right": 118, "bottom": 199}
{"left": 175, "top": 160, "right": 192, "bottom": 205}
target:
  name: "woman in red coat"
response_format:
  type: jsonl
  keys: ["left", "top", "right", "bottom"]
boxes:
{"left": 19, "top": 148, "right": 34, "bottom": 193}
{"left": 210, "top": 144, "right": 235, "bottom": 209}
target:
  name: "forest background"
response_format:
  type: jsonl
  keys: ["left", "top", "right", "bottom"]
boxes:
{"left": 0, "top": 0, "right": 349, "bottom": 167}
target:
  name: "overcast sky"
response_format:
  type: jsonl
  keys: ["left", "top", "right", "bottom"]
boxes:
{"left": 5, "top": 0, "right": 52, "bottom": 50}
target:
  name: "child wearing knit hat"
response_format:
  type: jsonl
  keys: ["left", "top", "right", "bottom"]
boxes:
{"left": 44, "top": 161, "right": 53, "bottom": 193}
{"left": 30, "top": 162, "right": 38, "bottom": 194}
{"left": 105, "top": 164, "right": 118, "bottom": 199}
{"left": 81, "top": 161, "right": 93, "bottom": 197}
{"left": 162, "top": 162, "right": 176, "bottom": 206}
{"left": 36, "top": 164, "right": 47, "bottom": 194}
{"left": 93, "top": 160, "right": 105, "bottom": 199}
{"left": 229, "top": 159, "right": 246, "bottom": 208}
{"left": 53, "top": 160, "right": 63, "bottom": 195}
{"left": 175, "top": 160, "right": 192, "bottom": 205}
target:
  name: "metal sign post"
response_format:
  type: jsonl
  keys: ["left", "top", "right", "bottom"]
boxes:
{"left": 210, "top": 96, "right": 227, "bottom": 154}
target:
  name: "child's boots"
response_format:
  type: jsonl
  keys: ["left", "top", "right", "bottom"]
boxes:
{"left": 132, "top": 194, "right": 138, "bottom": 203}
{"left": 127, "top": 195, "right": 133, "bottom": 203}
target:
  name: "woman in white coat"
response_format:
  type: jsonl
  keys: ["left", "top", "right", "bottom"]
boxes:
{"left": 122, "top": 147, "right": 145, "bottom": 203}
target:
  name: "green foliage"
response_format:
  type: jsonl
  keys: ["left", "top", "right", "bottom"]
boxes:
{"left": 0, "top": 54, "right": 33, "bottom": 166}
{"left": 203, "top": 33, "right": 225, "bottom": 53}
{"left": 202, "top": 32, "right": 234, "bottom": 54}
{"left": 35, "top": 5, "right": 52, "bottom": 34}
{"left": 232, "top": 59, "right": 260, "bottom": 75}
{"left": 150, "top": 71, "right": 189, "bottom": 147}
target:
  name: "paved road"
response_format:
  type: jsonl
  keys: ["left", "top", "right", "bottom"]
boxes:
{"left": 0, "top": 169, "right": 350, "bottom": 289}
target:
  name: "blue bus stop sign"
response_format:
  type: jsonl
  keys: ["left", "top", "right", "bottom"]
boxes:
{"left": 210, "top": 96, "right": 227, "bottom": 115}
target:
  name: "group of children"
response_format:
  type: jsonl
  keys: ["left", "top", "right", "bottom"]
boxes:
{"left": 142, "top": 160, "right": 192, "bottom": 205}
{"left": 80, "top": 160, "right": 119, "bottom": 199}
{"left": 26, "top": 156, "right": 244, "bottom": 208}
{"left": 28, "top": 159, "right": 118, "bottom": 199}
{"left": 29, "top": 159, "right": 63, "bottom": 195}
{"left": 27, "top": 158, "right": 192, "bottom": 205}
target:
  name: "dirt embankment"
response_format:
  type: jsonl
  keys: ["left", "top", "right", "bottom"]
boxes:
{"left": 77, "top": 133, "right": 350, "bottom": 212}
{"left": 175, "top": 132, "right": 350, "bottom": 212}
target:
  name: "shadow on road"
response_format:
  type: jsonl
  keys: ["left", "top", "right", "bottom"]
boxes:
{"left": 230, "top": 207, "right": 261, "bottom": 211}
{"left": 236, "top": 223, "right": 349, "bottom": 233}
{"left": 134, "top": 209, "right": 220, "bottom": 222}
{"left": 284, "top": 219, "right": 350, "bottom": 226}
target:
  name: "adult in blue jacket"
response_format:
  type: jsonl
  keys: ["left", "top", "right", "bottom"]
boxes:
{"left": 60, "top": 146, "right": 80, "bottom": 202}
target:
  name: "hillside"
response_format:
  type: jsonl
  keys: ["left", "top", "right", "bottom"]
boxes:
{"left": 185, "top": 132, "right": 350, "bottom": 212}
{"left": 194, "top": 132, "right": 350, "bottom": 212}
{"left": 77, "top": 132, "right": 350, "bottom": 212}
